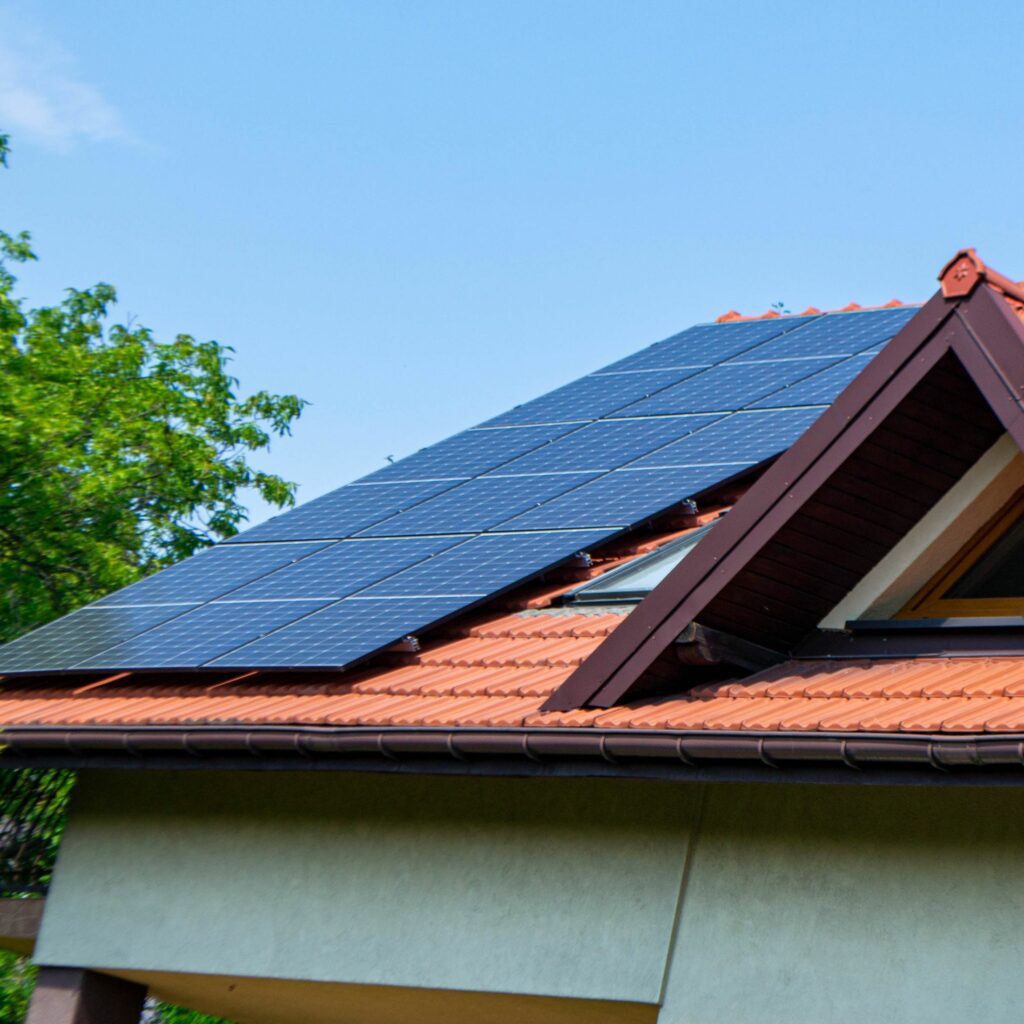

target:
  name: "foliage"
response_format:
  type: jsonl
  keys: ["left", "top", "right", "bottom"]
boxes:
{"left": 0, "top": 953, "right": 34, "bottom": 1024}
{"left": 0, "top": 132, "right": 305, "bottom": 642}
{"left": 0, "top": 133, "right": 292, "bottom": 1022}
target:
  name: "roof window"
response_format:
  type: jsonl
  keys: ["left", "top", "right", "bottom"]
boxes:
{"left": 566, "top": 522, "right": 716, "bottom": 605}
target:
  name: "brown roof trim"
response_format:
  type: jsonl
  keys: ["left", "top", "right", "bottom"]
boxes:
{"left": 4, "top": 724, "right": 1024, "bottom": 783}
{"left": 545, "top": 274, "right": 1024, "bottom": 712}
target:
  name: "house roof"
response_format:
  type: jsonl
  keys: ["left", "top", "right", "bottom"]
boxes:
{"left": 6, "top": 250, "right": 1024, "bottom": 781}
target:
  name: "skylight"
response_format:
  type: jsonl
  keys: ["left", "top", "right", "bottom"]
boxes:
{"left": 566, "top": 522, "right": 716, "bottom": 604}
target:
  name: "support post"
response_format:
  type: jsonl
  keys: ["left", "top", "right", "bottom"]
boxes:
{"left": 26, "top": 967, "right": 146, "bottom": 1024}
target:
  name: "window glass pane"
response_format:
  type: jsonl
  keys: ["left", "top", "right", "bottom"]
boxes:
{"left": 945, "top": 511, "right": 1024, "bottom": 598}
{"left": 568, "top": 522, "right": 715, "bottom": 603}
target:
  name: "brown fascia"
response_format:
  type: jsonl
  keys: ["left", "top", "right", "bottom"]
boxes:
{"left": 544, "top": 252, "right": 1024, "bottom": 712}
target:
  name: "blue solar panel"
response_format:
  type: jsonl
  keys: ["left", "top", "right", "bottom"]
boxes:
{"left": 0, "top": 605, "right": 195, "bottom": 673}
{"left": 364, "top": 529, "right": 614, "bottom": 597}
{"left": 482, "top": 368, "right": 700, "bottom": 427}
{"left": 0, "top": 306, "right": 924, "bottom": 676}
{"left": 211, "top": 595, "right": 471, "bottom": 668}
{"left": 500, "top": 467, "right": 727, "bottom": 531}
{"left": 617, "top": 358, "right": 839, "bottom": 417}
{"left": 78, "top": 600, "right": 331, "bottom": 670}
{"left": 361, "top": 424, "right": 576, "bottom": 482}
{"left": 225, "top": 479, "right": 458, "bottom": 543}
{"left": 630, "top": 408, "right": 823, "bottom": 468}
{"left": 600, "top": 316, "right": 819, "bottom": 373}
{"left": 750, "top": 354, "right": 873, "bottom": 408}
{"left": 93, "top": 542, "right": 330, "bottom": 606}
{"left": 358, "top": 472, "right": 598, "bottom": 537}
{"left": 229, "top": 536, "right": 468, "bottom": 601}
{"left": 487, "top": 415, "right": 723, "bottom": 474}
{"left": 737, "top": 306, "right": 918, "bottom": 360}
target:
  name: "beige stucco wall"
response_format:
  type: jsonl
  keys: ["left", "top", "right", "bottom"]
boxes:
{"left": 34, "top": 769, "right": 1024, "bottom": 1023}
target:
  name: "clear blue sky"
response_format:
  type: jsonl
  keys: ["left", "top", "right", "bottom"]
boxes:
{"left": 3, "top": 1, "right": 1024, "bottom": 525}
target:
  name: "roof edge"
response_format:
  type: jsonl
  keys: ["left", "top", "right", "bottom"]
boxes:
{"left": 4, "top": 724, "right": 1024, "bottom": 783}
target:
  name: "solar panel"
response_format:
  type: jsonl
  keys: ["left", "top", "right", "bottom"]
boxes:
{"left": 0, "top": 306, "right": 924, "bottom": 676}
{"left": 358, "top": 472, "right": 599, "bottom": 537}
{"left": 364, "top": 529, "right": 614, "bottom": 597}
{"left": 0, "top": 605, "right": 195, "bottom": 673}
{"left": 616, "top": 358, "right": 840, "bottom": 418}
{"left": 750, "top": 354, "right": 873, "bottom": 408}
{"left": 499, "top": 466, "right": 728, "bottom": 530}
{"left": 224, "top": 478, "right": 458, "bottom": 543}
{"left": 93, "top": 541, "right": 330, "bottom": 606}
{"left": 487, "top": 414, "right": 723, "bottom": 474}
{"left": 736, "top": 306, "right": 917, "bottom": 360}
{"left": 482, "top": 368, "right": 702, "bottom": 427}
{"left": 600, "top": 316, "right": 819, "bottom": 373}
{"left": 628, "top": 408, "right": 821, "bottom": 469}
{"left": 228, "top": 536, "right": 468, "bottom": 601}
{"left": 211, "top": 595, "right": 471, "bottom": 668}
{"left": 78, "top": 599, "right": 331, "bottom": 670}
{"left": 361, "top": 423, "right": 576, "bottom": 482}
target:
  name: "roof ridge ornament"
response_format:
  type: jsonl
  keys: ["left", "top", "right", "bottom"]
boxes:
{"left": 939, "top": 248, "right": 1024, "bottom": 305}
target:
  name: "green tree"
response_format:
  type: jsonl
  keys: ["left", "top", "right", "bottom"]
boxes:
{"left": 0, "top": 133, "right": 305, "bottom": 642}
{"left": 0, "top": 134, "right": 302, "bottom": 1022}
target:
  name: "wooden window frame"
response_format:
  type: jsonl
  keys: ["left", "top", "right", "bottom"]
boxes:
{"left": 900, "top": 487, "right": 1024, "bottom": 618}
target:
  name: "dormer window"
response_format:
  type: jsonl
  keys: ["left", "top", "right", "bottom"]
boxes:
{"left": 901, "top": 491, "right": 1024, "bottom": 618}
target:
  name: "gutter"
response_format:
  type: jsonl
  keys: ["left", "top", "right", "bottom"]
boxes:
{"left": 4, "top": 726, "right": 1024, "bottom": 784}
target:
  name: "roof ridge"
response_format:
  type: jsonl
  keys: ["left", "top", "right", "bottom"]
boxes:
{"left": 715, "top": 299, "right": 911, "bottom": 324}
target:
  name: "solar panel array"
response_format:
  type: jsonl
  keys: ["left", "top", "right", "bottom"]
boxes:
{"left": 0, "top": 305, "right": 919, "bottom": 673}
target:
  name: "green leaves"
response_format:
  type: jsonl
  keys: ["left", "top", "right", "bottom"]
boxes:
{"left": 0, "top": 145, "right": 306, "bottom": 642}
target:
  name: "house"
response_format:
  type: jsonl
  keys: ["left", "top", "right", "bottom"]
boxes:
{"left": 5, "top": 249, "right": 1024, "bottom": 1023}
